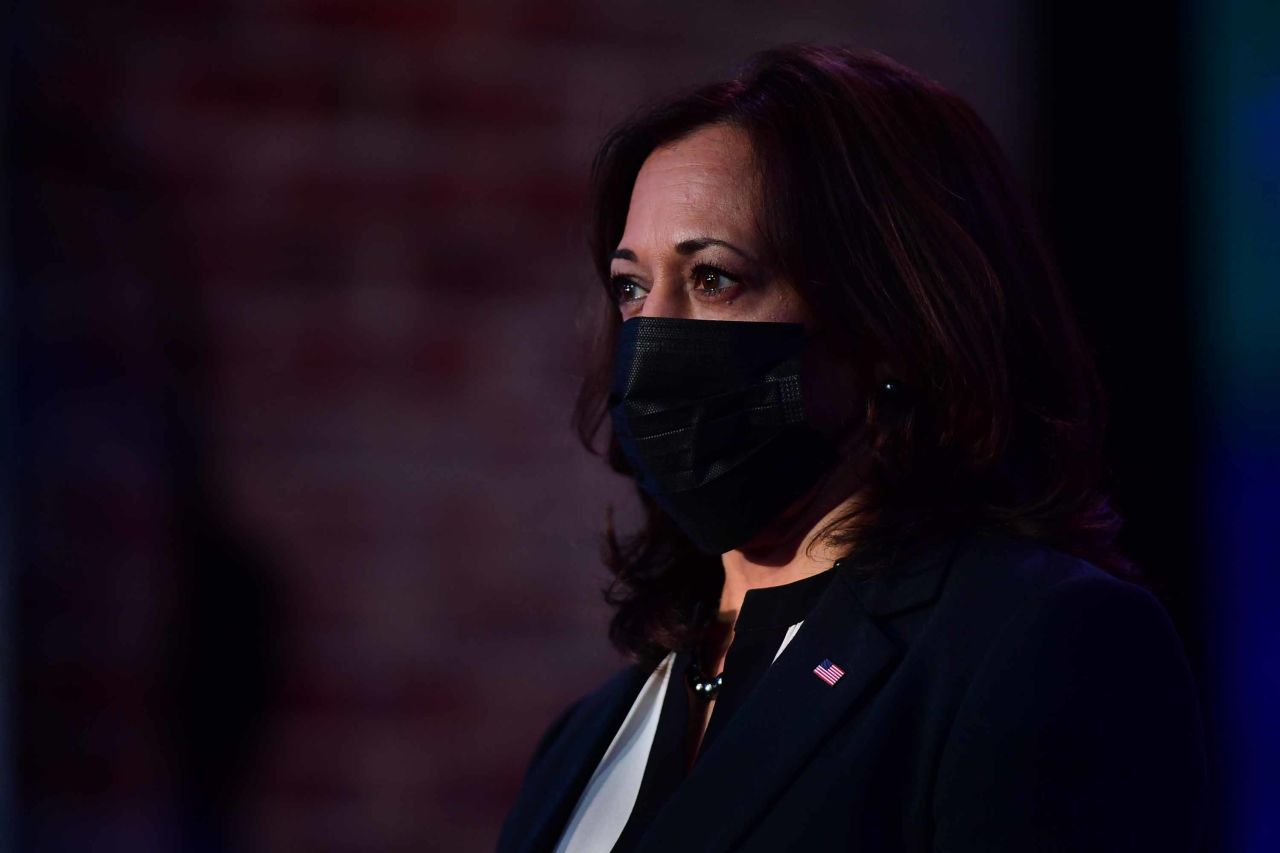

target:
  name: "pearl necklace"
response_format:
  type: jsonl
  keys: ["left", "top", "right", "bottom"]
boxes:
{"left": 684, "top": 653, "right": 723, "bottom": 702}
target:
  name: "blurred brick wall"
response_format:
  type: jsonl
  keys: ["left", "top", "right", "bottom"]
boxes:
{"left": 11, "top": 1, "right": 1028, "bottom": 850}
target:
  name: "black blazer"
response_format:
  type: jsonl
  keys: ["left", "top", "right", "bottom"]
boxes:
{"left": 497, "top": 529, "right": 1208, "bottom": 852}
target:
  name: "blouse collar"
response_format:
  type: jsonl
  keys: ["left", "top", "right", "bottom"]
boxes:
{"left": 732, "top": 564, "right": 840, "bottom": 633}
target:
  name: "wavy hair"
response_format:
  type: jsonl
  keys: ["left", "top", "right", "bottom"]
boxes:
{"left": 573, "top": 43, "right": 1132, "bottom": 668}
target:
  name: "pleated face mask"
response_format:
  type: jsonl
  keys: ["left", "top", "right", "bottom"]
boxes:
{"left": 607, "top": 315, "right": 839, "bottom": 555}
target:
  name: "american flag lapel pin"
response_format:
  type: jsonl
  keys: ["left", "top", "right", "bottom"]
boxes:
{"left": 812, "top": 657, "right": 845, "bottom": 686}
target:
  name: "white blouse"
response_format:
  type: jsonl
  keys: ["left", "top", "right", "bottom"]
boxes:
{"left": 552, "top": 620, "right": 806, "bottom": 853}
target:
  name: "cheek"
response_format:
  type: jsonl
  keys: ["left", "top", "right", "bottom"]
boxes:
{"left": 768, "top": 285, "right": 812, "bottom": 325}
{"left": 801, "top": 350, "right": 865, "bottom": 438}
{"left": 733, "top": 282, "right": 811, "bottom": 325}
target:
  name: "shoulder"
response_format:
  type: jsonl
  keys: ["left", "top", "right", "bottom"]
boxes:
{"left": 928, "top": 530, "right": 1208, "bottom": 850}
{"left": 933, "top": 528, "right": 1176, "bottom": 643}
{"left": 950, "top": 531, "right": 1198, "bottom": 715}
{"left": 520, "top": 659, "right": 649, "bottom": 774}
{"left": 499, "top": 660, "right": 651, "bottom": 849}
{"left": 947, "top": 527, "right": 1139, "bottom": 600}
{"left": 936, "top": 529, "right": 1199, "bottom": 713}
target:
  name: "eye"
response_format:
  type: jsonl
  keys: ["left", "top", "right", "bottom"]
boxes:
{"left": 690, "top": 264, "right": 741, "bottom": 300}
{"left": 609, "top": 274, "right": 646, "bottom": 305}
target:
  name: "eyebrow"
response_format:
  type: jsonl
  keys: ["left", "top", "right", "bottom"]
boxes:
{"left": 610, "top": 237, "right": 758, "bottom": 264}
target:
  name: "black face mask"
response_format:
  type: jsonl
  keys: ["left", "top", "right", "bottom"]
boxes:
{"left": 607, "top": 315, "right": 839, "bottom": 555}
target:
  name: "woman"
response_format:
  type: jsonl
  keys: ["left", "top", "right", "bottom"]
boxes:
{"left": 498, "top": 43, "right": 1207, "bottom": 852}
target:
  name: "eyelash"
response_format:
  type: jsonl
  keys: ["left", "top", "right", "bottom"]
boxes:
{"left": 609, "top": 263, "right": 743, "bottom": 306}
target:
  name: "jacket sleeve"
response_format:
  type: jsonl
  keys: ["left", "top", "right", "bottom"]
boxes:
{"left": 930, "top": 573, "right": 1208, "bottom": 852}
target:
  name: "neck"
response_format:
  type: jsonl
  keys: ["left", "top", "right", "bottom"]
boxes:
{"left": 716, "top": 485, "right": 864, "bottom": 627}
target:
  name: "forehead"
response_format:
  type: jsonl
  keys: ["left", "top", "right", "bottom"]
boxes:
{"left": 621, "top": 123, "right": 760, "bottom": 245}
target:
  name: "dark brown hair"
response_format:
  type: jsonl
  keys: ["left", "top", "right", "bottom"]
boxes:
{"left": 574, "top": 43, "right": 1132, "bottom": 668}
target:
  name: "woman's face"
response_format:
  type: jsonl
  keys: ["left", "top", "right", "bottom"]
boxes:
{"left": 608, "top": 123, "right": 811, "bottom": 325}
{"left": 608, "top": 122, "right": 869, "bottom": 508}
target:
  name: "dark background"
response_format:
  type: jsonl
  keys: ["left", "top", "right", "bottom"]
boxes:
{"left": 3, "top": 1, "right": 1276, "bottom": 851}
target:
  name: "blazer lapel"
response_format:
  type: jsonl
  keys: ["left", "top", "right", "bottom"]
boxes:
{"left": 506, "top": 662, "right": 652, "bottom": 853}
{"left": 631, "top": 534, "right": 966, "bottom": 853}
